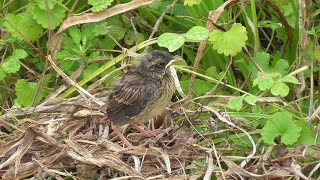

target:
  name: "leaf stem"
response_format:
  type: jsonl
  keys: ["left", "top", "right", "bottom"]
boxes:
{"left": 173, "top": 65, "right": 252, "bottom": 96}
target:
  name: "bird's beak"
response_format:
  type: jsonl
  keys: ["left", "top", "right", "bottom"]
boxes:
{"left": 165, "top": 57, "right": 183, "bottom": 69}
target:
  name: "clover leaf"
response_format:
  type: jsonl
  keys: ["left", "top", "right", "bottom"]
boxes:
{"left": 209, "top": 23, "right": 248, "bottom": 56}
{"left": 262, "top": 112, "right": 302, "bottom": 145}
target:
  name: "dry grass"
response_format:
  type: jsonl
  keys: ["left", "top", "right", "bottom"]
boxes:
{"left": 1, "top": 92, "right": 318, "bottom": 179}
{"left": 0, "top": 93, "right": 204, "bottom": 179}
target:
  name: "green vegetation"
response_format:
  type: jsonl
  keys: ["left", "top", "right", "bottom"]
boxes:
{"left": 0, "top": 0, "right": 319, "bottom": 179}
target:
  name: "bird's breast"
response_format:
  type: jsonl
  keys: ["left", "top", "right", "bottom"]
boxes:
{"left": 137, "top": 73, "right": 175, "bottom": 124}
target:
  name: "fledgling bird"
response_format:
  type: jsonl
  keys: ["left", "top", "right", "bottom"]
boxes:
{"left": 106, "top": 50, "right": 178, "bottom": 129}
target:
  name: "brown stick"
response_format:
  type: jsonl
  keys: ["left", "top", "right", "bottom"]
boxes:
{"left": 186, "top": 0, "right": 241, "bottom": 98}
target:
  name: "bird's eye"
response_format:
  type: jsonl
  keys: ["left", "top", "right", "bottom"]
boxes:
{"left": 159, "top": 61, "right": 166, "bottom": 67}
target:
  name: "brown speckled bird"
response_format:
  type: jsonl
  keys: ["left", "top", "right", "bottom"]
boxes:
{"left": 106, "top": 50, "right": 177, "bottom": 126}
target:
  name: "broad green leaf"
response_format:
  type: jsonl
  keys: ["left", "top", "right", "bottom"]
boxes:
{"left": 2, "top": 60, "right": 20, "bottom": 73}
{"left": 248, "top": 52, "right": 270, "bottom": 79}
{"left": 244, "top": 95, "right": 257, "bottom": 105}
{"left": 184, "top": 0, "right": 202, "bottom": 6}
{"left": 248, "top": 52, "right": 289, "bottom": 79}
{"left": 92, "top": 22, "right": 110, "bottom": 36}
{"left": 184, "top": 26, "right": 209, "bottom": 41}
{"left": 54, "top": 50, "right": 75, "bottom": 60}
{"left": 228, "top": 97, "right": 243, "bottom": 111}
{"left": 99, "top": 38, "right": 116, "bottom": 49}
{"left": 3, "top": 13, "right": 43, "bottom": 41}
{"left": 282, "top": 75, "right": 300, "bottom": 84}
{"left": 180, "top": 79, "right": 214, "bottom": 95}
{"left": 258, "top": 77, "right": 274, "bottom": 90}
{"left": 105, "top": 25, "right": 127, "bottom": 41}
{"left": 209, "top": 23, "right": 248, "bottom": 56}
{"left": 88, "top": 0, "right": 113, "bottom": 12}
{"left": 295, "top": 120, "right": 320, "bottom": 145}
{"left": 262, "top": 112, "right": 301, "bottom": 145}
{"left": 68, "top": 27, "right": 82, "bottom": 45}
{"left": 1, "top": 49, "right": 27, "bottom": 73}
{"left": 259, "top": 20, "right": 282, "bottom": 30}
{"left": 271, "top": 81, "right": 289, "bottom": 97}
{"left": 205, "top": 66, "right": 223, "bottom": 80}
{"left": 0, "top": 68, "right": 6, "bottom": 81}
{"left": 124, "top": 31, "right": 145, "bottom": 45}
{"left": 28, "top": 2, "right": 66, "bottom": 29}
{"left": 253, "top": 75, "right": 274, "bottom": 91}
{"left": 35, "top": 0, "right": 59, "bottom": 10}
{"left": 15, "top": 79, "right": 38, "bottom": 107}
{"left": 59, "top": 60, "right": 81, "bottom": 75}
{"left": 86, "top": 51, "right": 100, "bottom": 61}
{"left": 12, "top": 49, "right": 28, "bottom": 59}
{"left": 272, "top": 59, "right": 289, "bottom": 76}
{"left": 158, "top": 33, "right": 185, "bottom": 52}
{"left": 15, "top": 78, "right": 49, "bottom": 107}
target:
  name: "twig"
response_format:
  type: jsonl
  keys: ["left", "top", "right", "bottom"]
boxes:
{"left": 203, "top": 106, "right": 257, "bottom": 168}
{"left": 187, "top": 0, "right": 241, "bottom": 98}
{"left": 148, "top": 0, "right": 178, "bottom": 40}
{"left": 46, "top": 56, "right": 105, "bottom": 106}
{"left": 57, "top": 0, "right": 157, "bottom": 33}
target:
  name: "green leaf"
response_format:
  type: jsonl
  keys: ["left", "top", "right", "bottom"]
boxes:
{"left": 272, "top": 59, "right": 289, "bottom": 76}
{"left": 295, "top": 120, "right": 318, "bottom": 145}
{"left": 15, "top": 79, "right": 38, "bottom": 107}
{"left": 248, "top": 52, "right": 289, "bottom": 79}
{"left": 35, "top": 0, "right": 59, "bottom": 10}
{"left": 205, "top": 66, "right": 223, "bottom": 80}
{"left": 54, "top": 50, "right": 75, "bottom": 60}
{"left": 209, "top": 23, "right": 248, "bottom": 56}
{"left": 81, "top": 63, "right": 99, "bottom": 81}
{"left": 12, "top": 49, "right": 28, "bottom": 59}
{"left": 158, "top": 33, "right": 185, "bottom": 52}
{"left": 262, "top": 112, "right": 302, "bottom": 145}
{"left": 184, "top": 26, "right": 209, "bottom": 41}
{"left": 228, "top": 97, "right": 243, "bottom": 111}
{"left": 184, "top": 0, "right": 202, "bottom": 6}
{"left": 3, "top": 12, "right": 43, "bottom": 41}
{"left": 180, "top": 79, "right": 214, "bottom": 95}
{"left": 1, "top": 49, "right": 28, "bottom": 73}
{"left": 105, "top": 25, "right": 127, "bottom": 41}
{"left": 99, "top": 38, "right": 116, "bottom": 49}
{"left": 92, "top": 22, "right": 110, "bottom": 36}
{"left": 27, "top": 2, "right": 66, "bottom": 29}
{"left": 253, "top": 74, "right": 274, "bottom": 91}
{"left": 0, "top": 68, "right": 6, "bottom": 81}
{"left": 282, "top": 75, "right": 300, "bottom": 84}
{"left": 244, "top": 95, "right": 257, "bottom": 105}
{"left": 86, "top": 51, "right": 100, "bottom": 61}
{"left": 2, "top": 59, "right": 20, "bottom": 73}
{"left": 88, "top": 0, "right": 113, "bottom": 12}
{"left": 68, "top": 27, "right": 82, "bottom": 45}
{"left": 271, "top": 81, "right": 289, "bottom": 97}
{"left": 59, "top": 60, "right": 81, "bottom": 75}
{"left": 124, "top": 31, "right": 145, "bottom": 45}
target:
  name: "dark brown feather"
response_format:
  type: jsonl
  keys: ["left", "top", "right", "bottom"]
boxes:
{"left": 106, "top": 50, "right": 176, "bottom": 126}
{"left": 106, "top": 71, "right": 161, "bottom": 125}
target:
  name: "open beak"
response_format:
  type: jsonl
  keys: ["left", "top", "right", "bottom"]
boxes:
{"left": 165, "top": 56, "right": 183, "bottom": 69}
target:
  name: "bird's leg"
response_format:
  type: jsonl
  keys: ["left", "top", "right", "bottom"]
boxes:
{"left": 111, "top": 125, "right": 134, "bottom": 148}
{"left": 130, "top": 123, "right": 162, "bottom": 137}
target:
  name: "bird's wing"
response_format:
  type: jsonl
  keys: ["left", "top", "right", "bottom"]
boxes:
{"left": 106, "top": 73, "right": 161, "bottom": 125}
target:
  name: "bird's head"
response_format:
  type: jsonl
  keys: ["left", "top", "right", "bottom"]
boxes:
{"left": 133, "top": 50, "right": 178, "bottom": 78}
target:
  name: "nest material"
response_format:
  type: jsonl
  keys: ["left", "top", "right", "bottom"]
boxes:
{"left": 0, "top": 95, "right": 203, "bottom": 179}
{"left": 0, "top": 94, "right": 317, "bottom": 179}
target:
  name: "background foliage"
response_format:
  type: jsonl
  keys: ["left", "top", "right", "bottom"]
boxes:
{"left": 0, "top": 0, "right": 319, "bottom": 178}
